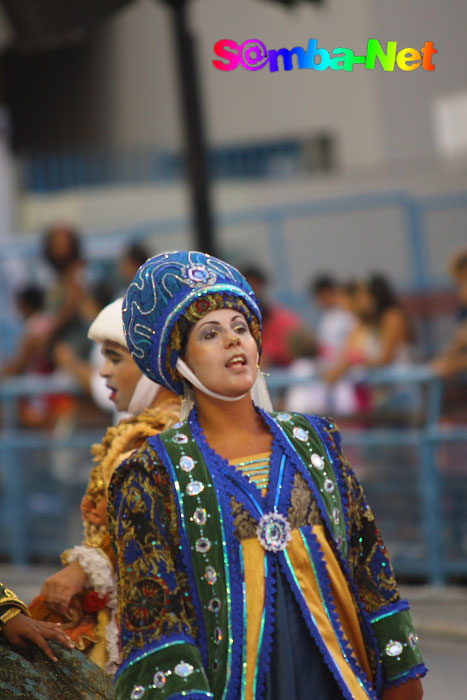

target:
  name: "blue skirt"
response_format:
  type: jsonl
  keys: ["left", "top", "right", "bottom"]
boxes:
{"left": 265, "top": 567, "right": 343, "bottom": 699}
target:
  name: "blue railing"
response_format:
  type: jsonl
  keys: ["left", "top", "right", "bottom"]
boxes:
{"left": 3, "top": 189, "right": 466, "bottom": 360}
{"left": 1, "top": 368, "right": 466, "bottom": 584}
{"left": 22, "top": 139, "right": 316, "bottom": 193}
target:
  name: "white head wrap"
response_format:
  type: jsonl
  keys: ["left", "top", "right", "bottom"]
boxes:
{"left": 88, "top": 297, "right": 160, "bottom": 416}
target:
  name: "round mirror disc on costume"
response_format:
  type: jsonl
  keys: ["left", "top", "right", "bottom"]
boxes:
{"left": 324, "top": 479, "right": 335, "bottom": 493}
{"left": 195, "top": 537, "right": 212, "bottom": 553}
{"left": 172, "top": 433, "right": 189, "bottom": 445}
{"left": 208, "top": 597, "right": 222, "bottom": 613}
{"left": 385, "top": 640, "right": 404, "bottom": 657}
{"left": 186, "top": 481, "right": 205, "bottom": 496}
{"left": 153, "top": 672, "right": 167, "bottom": 689}
{"left": 333, "top": 508, "right": 340, "bottom": 525}
{"left": 293, "top": 427, "right": 309, "bottom": 442}
{"left": 276, "top": 413, "right": 292, "bottom": 422}
{"left": 179, "top": 456, "right": 196, "bottom": 472}
{"left": 130, "top": 686, "right": 146, "bottom": 700}
{"left": 214, "top": 627, "right": 223, "bottom": 644}
{"left": 311, "top": 454, "right": 324, "bottom": 469}
{"left": 193, "top": 507, "right": 208, "bottom": 526}
{"left": 174, "top": 662, "right": 194, "bottom": 678}
{"left": 204, "top": 566, "right": 218, "bottom": 585}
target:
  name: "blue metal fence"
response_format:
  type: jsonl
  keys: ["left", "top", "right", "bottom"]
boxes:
{"left": 1, "top": 368, "right": 466, "bottom": 584}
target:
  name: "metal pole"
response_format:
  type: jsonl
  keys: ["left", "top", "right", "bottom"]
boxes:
{"left": 163, "top": 0, "right": 216, "bottom": 255}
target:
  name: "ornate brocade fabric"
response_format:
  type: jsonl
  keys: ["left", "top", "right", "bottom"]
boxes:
{"left": 108, "top": 411, "right": 425, "bottom": 700}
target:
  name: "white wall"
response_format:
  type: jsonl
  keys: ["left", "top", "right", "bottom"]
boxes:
{"left": 89, "top": 0, "right": 466, "bottom": 172}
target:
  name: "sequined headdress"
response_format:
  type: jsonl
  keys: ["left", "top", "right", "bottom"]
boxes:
{"left": 122, "top": 251, "right": 262, "bottom": 395}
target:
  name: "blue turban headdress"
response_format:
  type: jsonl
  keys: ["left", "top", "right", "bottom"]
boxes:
{"left": 122, "top": 251, "right": 262, "bottom": 394}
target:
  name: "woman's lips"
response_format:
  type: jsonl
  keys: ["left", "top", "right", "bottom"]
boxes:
{"left": 225, "top": 353, "right": 247, "bottom": 369}
{"left": 107, "top": 386, "right": 118, "bottom": 401}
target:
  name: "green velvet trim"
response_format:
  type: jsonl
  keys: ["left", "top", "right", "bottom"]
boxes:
{"left": 272, "top": 413, "right": 347, "bottom": 557}
{"left": 161, "top": 423, "right": 230, "bottom": 699}
{"left": 114, "top": 642, "right": 212, "bottom": 700}
{"left": 371, "top": 608, "right": 424, "bottom": 683}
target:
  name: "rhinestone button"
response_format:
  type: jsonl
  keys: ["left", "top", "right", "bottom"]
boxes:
{"left": 293, "top": 426, "right": 309, "bottom": 442}
{"left": 153, "top": 671, "right": 167, "bottom": 688}
{"left": 130, "top": 686, "right": 146, "bottom": 700}
{"left": 204, "top": 566, "right": 218, "bottom": 585}
{"left": 186, "top": 481, "right": 204, "bottom": 496}
{"left": 195, "top": 537, "right": 211, "bottom": 553}
{"left": 385, "top": 640, "right": 404, "bottom": 657}
{"left": 333, "top": 507, "right": 340, "bottom": 525}
{"left": 208, "top": 597, "right": 222, "bottom": 613}
{"left": 214, "top": 627, "right": 223, "bottom": 645}
{"left": 179, "top": 455, "right": 196, "bottom": 472}
{"left": 192, "top": 507, "right": 207, "bottom": 526}
{"left": 324, "top": 479, "right": 335, "bottom": 493}
{"left": 172, "top": 433, "right": 189, "bottom": 445}
{"left": 174, "top": 661, "right": 194, "bottom": 677}
{"left": 311, "top": 453, "right": 324, "bottom": 469}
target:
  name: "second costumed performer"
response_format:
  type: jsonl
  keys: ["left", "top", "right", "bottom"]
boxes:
{"left": 109, "top": 251, "right": 426, "bottom": 700}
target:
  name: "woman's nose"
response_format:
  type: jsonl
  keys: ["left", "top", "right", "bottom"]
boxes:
{"left": 224, "top": 332, "right": 240, "bottom": 347}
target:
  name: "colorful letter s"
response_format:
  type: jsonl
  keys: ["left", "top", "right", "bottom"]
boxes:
{"left": 213, "top": 40, "right": 241, "bottom": 71}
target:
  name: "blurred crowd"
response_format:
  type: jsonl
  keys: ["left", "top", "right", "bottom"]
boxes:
{"left": 1, "top": 223, "right": 466, "bottom": 429}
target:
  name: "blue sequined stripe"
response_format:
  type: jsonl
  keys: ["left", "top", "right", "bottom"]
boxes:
{"left": 253, "top": 556, "right": 268, "bottom": 699}
{"left": 239, "top": 547, "right": 248, "bottom": 700}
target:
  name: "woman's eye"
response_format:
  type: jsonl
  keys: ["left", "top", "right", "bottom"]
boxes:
{"left": 203, "top": 330, "right": 217, "bottom": 340}
{"left": 234, "top": 325, "right": 247, "bottom": 334}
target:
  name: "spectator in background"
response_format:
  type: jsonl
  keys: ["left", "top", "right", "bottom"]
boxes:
{"left": 325, "top": 273, "right": 416, "bottom": 385}
{"left": 43, "top": 223, "right": 89, "bottom": 360}
{"left": 284, "top": 280, "right": 357, "bottom": 416}
{"left": 432, "top": 248, "right": 467, "bottom": 379}
{"left": 242, "top": 265, "right": 304, "bottom": 368}
{"left": 448, "top": 247, "right": 467, "bottom": 322}
{"left": 1, "top": 285, "right": 54, "bottom": 427}
{"left": 117, "top": 242, "right": 150, "bottom": 294}
{"left": 311, "top": 274, "right": 356, "bottom": 364}
{"left": 1, "top": 285, "right": 53, "bottom": 377}
{"left": 53, "top": 280, "right": 115, "bottom": 414}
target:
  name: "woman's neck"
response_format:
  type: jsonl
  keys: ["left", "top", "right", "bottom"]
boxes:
{"left": 194, "top": 393, "right": 272, "bottom": 460}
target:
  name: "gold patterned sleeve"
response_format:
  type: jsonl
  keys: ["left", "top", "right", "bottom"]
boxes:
{"left": 0, "top": 583, "right": 29, "bottom": 629}
{"left": 108, "top": 443, "right": 209, "bottom": 700}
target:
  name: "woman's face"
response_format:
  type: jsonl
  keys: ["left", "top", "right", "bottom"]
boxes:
{"left": 100, "top": 340, "right": 141, "bottom": 411}
{"left": 184, "top": 308, "right": 258, "bottom": 398}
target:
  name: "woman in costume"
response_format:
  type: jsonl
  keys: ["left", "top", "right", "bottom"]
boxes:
{"left": 29, "top": 298, "right": 180, "bottom": 673}
{"left": 0, "top": 582, "right": 113, "bottom": 699}
{"left": 109, "top": 251, "right": 426, "bottom": 700}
